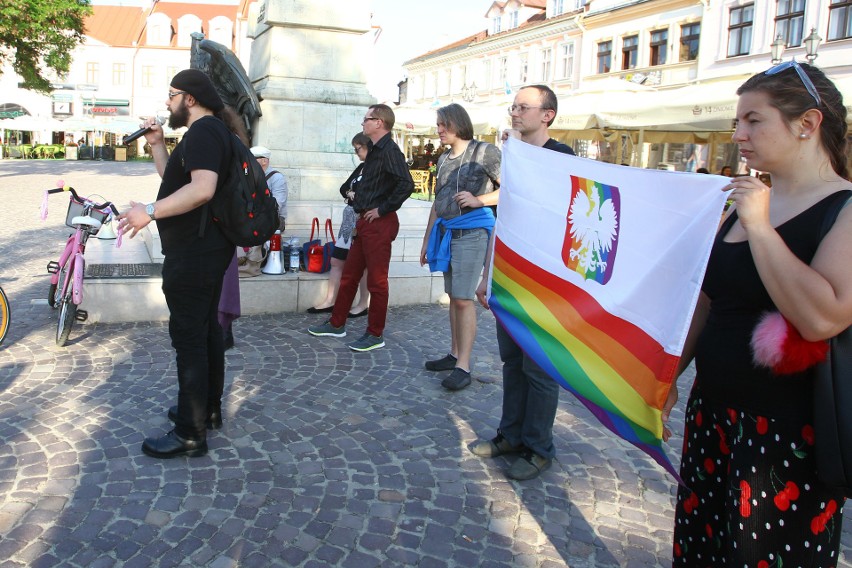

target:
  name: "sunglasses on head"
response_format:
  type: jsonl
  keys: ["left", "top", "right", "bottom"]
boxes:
{"left": 764, "top": 59, "right": 821, "bottom": 107}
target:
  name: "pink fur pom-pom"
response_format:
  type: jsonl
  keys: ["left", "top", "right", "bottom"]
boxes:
{"left": 751, "top": 311, "right": 829, "bottom": 375}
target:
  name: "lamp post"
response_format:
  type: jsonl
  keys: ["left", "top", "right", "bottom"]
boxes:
{"left": 804, "top": 27, "right": 822, "bottom": 62}
{"left": 461, "top": 82, "right": 477, "bottom": 103}
{"left": 770, "top": 34, "right": 785, "bottom": 65}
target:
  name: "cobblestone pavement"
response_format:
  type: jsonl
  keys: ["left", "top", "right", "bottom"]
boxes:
{"left": 0, "top": 161, "right": 849, "bottom": 567}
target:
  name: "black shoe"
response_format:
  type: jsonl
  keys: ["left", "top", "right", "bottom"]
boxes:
{"left": 141, "top": 430, "right": 207, "bottom": 459}
{"left": 223, "top": 327, "right": 235, "bottom": 351}
{"left": 441, "top": 367, "right": 472, "bottom": 391}
{"left": 307, "top": 306, "right": 333, "bottom": 314}
{"left": 425, "top": 353, "right": 457, "bottom": 372}
{"left": 348, "top": 307, "right": 369, "bottom": 318}
{"left": 168, "top": 406, "right": 223, "bottom": 430}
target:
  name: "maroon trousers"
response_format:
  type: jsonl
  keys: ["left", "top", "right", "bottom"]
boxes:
{"left": 330, "top": 212, "right": 399, "bottom": 337}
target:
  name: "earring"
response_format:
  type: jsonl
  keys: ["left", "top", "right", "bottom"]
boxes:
{"left": 799, "top": 133, "right": 809, "bottom": 139}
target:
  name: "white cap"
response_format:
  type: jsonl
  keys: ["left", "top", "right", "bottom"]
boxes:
{"left": 250, "top": 146, "right": 271, "bottom": 159}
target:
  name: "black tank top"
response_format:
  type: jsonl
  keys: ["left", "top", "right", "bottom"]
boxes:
{"left": 695, "top": 190, "right": 851, "bottom": 419}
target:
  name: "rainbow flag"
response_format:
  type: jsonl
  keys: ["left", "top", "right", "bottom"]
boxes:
{"left": 489, "top": 139, "right": 728, "bottom": 477}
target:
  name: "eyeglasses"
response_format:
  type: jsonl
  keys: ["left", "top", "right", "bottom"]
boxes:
{"left": 168, "top": 90, "right": 187, "bottom": 99}
{"left": 362, "top": 117, "right": 381, "bottom": 124}
{"left": 353, "top": 145, "right": 364, "bottom": 153}
{"left": 508, "top": 104, "right": 544, "bottom": 115}
{"left": 764, "top": 60, "right": 821, "bottom": 107}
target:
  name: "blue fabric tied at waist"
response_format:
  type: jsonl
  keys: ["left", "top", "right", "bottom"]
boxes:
{"left": 426, "top": 207, "right": 495, "bottom": 273}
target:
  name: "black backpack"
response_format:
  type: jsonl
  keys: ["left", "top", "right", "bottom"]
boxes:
{"left": 200, "top": 133, "right": 280, "bottom": 247}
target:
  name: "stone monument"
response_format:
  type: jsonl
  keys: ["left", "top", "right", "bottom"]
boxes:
{"left": 247, "top": 0, "right": 375, "bottom": 203}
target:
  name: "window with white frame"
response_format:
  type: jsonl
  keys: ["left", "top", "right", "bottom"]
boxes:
{"left": 621, "top": 35, "right": 638, "bottom": 70}
{"left": 509, "top": 10, "right": 519, "bottom": 29}
{"left": 492, "top": 15, "right": 502, "bottom": 34}
{"left": 518, "top": 52, "right": 529, "bottom": 83}
{"left": 680, "top": 23, "right": 700, "bottom": 61}
{"left": 828, "top": 0, "right": 852, "bottom": 40}
{"left": 167, "top": 67, "right": 180, "bottom": 85}
{"left": 86, "top": 62, "right": 99, "bottom": 85}
{"left": 112, "top": 63, "right": 126, "bottom": 86}
{"left": 540, "top": 48, "right": 552, "bottom": 82}
{"left": 498, "top": 56, "right": 508, "bottom": 87}
{"left": 440, "top": 69, "right": 451, "bottom": 95}
{"left": 649, "top": 29, "right": 668, "bottom": 66}
{"left": 483, "top": 59, "right": 492, "bottom": 91}
{"left": 554, "top": 0, "right": 565, "bottom": 15}
{"left": 775, "top": 0, "right": 805, "bottom": 46}
{"left": 177, "top": 14, "right": 201, "bottom": 48}
{"left": 558, "top": 42, "right": 574, "bottom": 79}
{"left": 141, "top": 65, "right": 155, "bottom": 88}
{"left": 727, "top": 4, "right": 754, "bottom": 56}
{"left": 597, "top": 40, "right": 612, "bottom": 73}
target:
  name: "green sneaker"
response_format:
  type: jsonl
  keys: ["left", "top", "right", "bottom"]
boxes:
{"left": 507, "top": 450, "right": 552, "bottom": 480}
{"left": 308, "top": 320, "right": 346, "bottom": 337}
{"left": 469, "top": 432, "right": 524, "bottom": 458}
{"left": 348, "top": 333, "right": 385, "bottom": 352}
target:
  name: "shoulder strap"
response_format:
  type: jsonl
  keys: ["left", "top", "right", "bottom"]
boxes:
{"left": 265, "top": 170, "right": 278, "bottom": 181}
{"left": 819, "top": 190, "right": 852, "bottom": 240}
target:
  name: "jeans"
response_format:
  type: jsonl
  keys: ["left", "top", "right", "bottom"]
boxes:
{"left": 331, "top": 211, "right": 399, "bottom": 337}
{"left": 496, "top": 322, "right": 560, "bottom": 459}
{"left": 161, "top": 247, "right": 233, "bottom": 439}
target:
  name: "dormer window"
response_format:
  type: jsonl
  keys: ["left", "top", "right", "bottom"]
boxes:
{"left": 177, "top": 14, "right": 202, "bottom": 48}
{"left": 146, "top": 13, "right": 172, "bottom": 46}
{"left": 509, "top": 10, "right": 519, "bottom": 29}
{"left": 492, "top": 15, "right": 502, "bottom": 34}
{"left": 208, "top": 16, "right": 233, "bottom": 47}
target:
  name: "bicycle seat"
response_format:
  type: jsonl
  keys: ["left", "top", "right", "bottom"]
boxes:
{"left": 70, "top": 215, "right": 103, "bottom": 230}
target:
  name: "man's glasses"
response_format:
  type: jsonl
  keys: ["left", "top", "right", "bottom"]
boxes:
{"left": 168, "top": 90, "right": 187, "bottom": 99}
{"left": 507, "top": 104, "right": 543, "bottom": 115}
{"left": 765, "top": 60, "right": 821, "bottom": 107}
{"left": 362, "top": 117, "right": 381, "bottom": 124}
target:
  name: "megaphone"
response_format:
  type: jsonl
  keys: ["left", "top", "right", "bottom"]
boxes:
{"left": 97, "top": 216, "right": 118, "bottom": 240}
{"left": 262, "top": 231, "right": 284, "bottom": 274}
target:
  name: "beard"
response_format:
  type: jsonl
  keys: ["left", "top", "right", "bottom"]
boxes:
{"left": 168, "top": 100, "right": 189, "bottom": 129}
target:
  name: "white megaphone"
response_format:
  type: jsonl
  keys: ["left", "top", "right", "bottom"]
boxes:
{"left": 262, "top": 231, "right": 284, "bottom": 274}
{"left": 97, "top": 216, "right": 118, "bottom": 240}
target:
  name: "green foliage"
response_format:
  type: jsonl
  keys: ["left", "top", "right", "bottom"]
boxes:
{"left": 0, "top": 0, "right": 92, "bottom": 94}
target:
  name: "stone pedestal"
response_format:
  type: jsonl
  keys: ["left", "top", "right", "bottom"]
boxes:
{"left": 248, "top": 0, "right": 375, "bottom": 201}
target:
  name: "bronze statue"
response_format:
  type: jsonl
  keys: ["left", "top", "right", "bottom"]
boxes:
{"left": 190, "top": 32, "right": 262, "bottom": 142}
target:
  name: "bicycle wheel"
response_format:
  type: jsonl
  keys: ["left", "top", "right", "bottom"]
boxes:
{"left": 47, "top": 263, "right": 67, "bottom": 309}
{"left": 0, "top": 286, "right": 9, "bottom": 347}
{"left": 56, "top": 273, "right": 76, "bottom": 347}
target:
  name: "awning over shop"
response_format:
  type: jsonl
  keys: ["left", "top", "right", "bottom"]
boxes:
{"left": 83, "top": 99, "right": 131, "bottom": 117}
{"left": 0, "top": 103, "right": 31, "bottom": 120}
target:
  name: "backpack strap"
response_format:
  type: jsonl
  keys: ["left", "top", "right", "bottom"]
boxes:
{"left": 265, "top": 170, "right": 278, "bottom": 181}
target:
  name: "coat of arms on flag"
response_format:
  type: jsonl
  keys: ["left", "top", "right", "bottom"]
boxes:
{"left": 488, "top": 139, "right": 728, "bottom": 478}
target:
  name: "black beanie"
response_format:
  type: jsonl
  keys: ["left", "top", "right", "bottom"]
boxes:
{"left": 170, "top": 69, "right": 224, "bottom": 112}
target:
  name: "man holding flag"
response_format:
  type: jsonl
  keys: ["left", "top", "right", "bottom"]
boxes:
{"left": 471, "top": 85, "right": 575, "bottom": 480}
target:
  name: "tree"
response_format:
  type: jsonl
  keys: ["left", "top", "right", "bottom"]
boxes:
{"left": 0, "top": 0, "right": 92, "bottom": 94}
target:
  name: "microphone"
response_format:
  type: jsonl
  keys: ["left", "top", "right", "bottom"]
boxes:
{"left": 123, "top": 117, "right": 164, "bottom": 145}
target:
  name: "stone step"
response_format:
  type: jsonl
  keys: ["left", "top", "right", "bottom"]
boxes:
{"left": 81, "top": 219, "right": 444, "bottom": 324}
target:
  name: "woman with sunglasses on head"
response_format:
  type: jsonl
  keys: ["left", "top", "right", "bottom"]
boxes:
{"left": 663, "top": 61, "right": 851, "bottom": 566}
{"left": 308, "top": 133, "right": 370, "bottom": 316}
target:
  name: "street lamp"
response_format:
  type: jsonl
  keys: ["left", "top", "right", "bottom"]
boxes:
{"left": 461, "top": 82, "right": 477, "bottom": 103}
{"left": 770, "top": 34, "right": 785, "bottom": 65}
{"left": 804, "top": 27, "right": 822, "bottom": 62}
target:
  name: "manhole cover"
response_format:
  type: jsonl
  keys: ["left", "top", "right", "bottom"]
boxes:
{"left": 86, "top": 263, "right": 162, "bottom": 279}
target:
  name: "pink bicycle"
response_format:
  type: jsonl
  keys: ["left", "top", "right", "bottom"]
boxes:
{"left": 43, "top": 184, "right": 120, "bottom": 346}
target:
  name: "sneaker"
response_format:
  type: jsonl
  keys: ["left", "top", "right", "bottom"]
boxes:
{"left": 308, "top": 320, "right": 346, "bottom": 338}
{"left": 348, "top": 333, "right": 385, "bottom": 352}
{"left": 507, "top": 450, "right": 552, "bottom": 480}
{"left": 441, "top": 367, "right": 471, "bottom": 391}
{"left": 425, "top": 353, "right": 457, "bottom": 372}
{"left": 469, "top": 432, "right": 524, "bottom": 458}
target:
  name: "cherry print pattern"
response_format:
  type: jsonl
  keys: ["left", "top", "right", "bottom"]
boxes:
{"left": 673, "top": 388, "right": 845, "bottom": 566}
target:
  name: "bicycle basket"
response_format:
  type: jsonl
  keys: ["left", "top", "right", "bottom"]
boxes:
{"left": 65, "top": 196, "right": 110, "bottom": 234}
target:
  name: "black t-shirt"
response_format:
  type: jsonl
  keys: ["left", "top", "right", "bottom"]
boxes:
{"left": 156, "top": 116, "right": 232, "bottom": 255}
{"left": 543, "top": 138, "right": 575, "bottom": 155}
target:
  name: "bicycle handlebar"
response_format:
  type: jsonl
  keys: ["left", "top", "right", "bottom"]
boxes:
{"left": 46, "top": 186, "right": 119, "bottom": 216}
